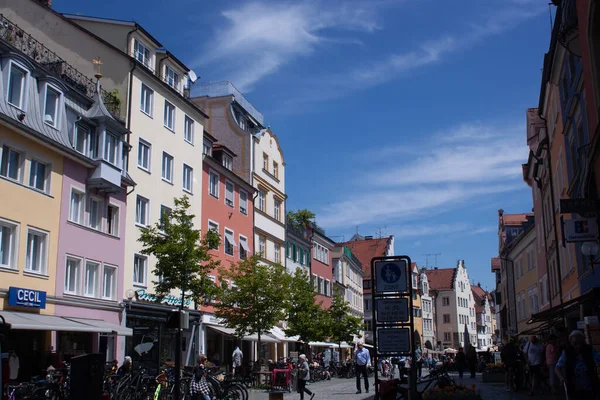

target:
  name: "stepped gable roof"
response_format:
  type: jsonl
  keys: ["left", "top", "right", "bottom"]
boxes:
{"left": 425, "top": 268, "right": 456, "bottom": 291}
{"left": 503, "top": 213, "right": 532, "bottom": 226}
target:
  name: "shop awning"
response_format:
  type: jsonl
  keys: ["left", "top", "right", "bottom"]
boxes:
{"left": 0, "top": 311, "right": 131, "bottom": 335}
{"left": 67, "top": 317, "right": 132, "bottom": 337}
{"left": 527, "top": 288, "right": 600, "bottom": 326}
{"left": 362, "top": 343, "right": 374, "bottom": 349}
{"left": 240, "top": 238, "right": 250, "bottom": 252}
{"left": 330, "top": 342, "right": 353, "bottom": 349}
{"left": 206, "top": 324, "right": 279, "bottom": 343}
{"left": 308, "top": 341, "right": 331, "bottom": 347}
{"left": 270, "top": 326, "right": 300, "bottom": 342}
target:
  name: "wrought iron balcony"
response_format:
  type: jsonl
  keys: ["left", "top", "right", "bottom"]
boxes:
{"left": 159, "top": 73, "right": 191, "bottom": 98}
{"left": 0, "top": 14, "right": 121, "bottom": 118}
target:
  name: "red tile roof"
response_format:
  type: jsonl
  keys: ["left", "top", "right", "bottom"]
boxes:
{"left": 424, "top": 268, "right": 455, "bottom": 291}
{"left": 472, "top": 286, "right": 486, "bottom": 314}
{"left": 340, "top": 237, "right": 392, "bottom": 278}
{"left": 503, "top": 213, "right": 533, "bottom": 226}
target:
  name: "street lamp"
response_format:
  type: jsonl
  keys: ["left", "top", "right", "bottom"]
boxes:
{"left": 581, "top": 241, "right": 599, "bottom": 273}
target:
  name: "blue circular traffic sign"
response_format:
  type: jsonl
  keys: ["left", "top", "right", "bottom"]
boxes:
{"left": 381, "top": 263, "right": 402, "bottom": 284}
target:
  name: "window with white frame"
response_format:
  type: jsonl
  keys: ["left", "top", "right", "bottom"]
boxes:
{"left": 65, "top": 256, "right": 81, "bottom": 294}
{"left": 165, "top": 65, "right": 179, "bottom": 89}
{"left": 183, "top": 164, "right": 193, "bottom": 193}
{"left": 135, "top": 196, "right": 149, "bottom": 226}
{"left": 140, "top": 84, "right": 153, "bottom": 116}
{"left": 262, "top": 153, "right": 268, "bottom": 171}
{"left": 239, "top": 236, "right": 248, "bottom": 259}
{"left": 138, "top": 139, "right": 151, "bottom": 171}
{"left": 442, "top": 297, "right": 450, "bottom": 306}
{"left": 324, "top": 279, "right": 330, "bottom": 296}
{"left": 26, "top": 228, "right": 47, "bottom": 274}
{"left": 160, "top": 205, "right": 172, "bottom": 228}
{"left": 107, "top": 204, "right": 119, "bottom": 236}
{"left": 274, "top": 244, "right": 280, "bottom": 263}
{"left": 208, "top": 220, "right": 219, "bottom": 250}
{"left": 273, "top": 161, "right": 279, "bottom": 179}
{"left": 274, "top": 199, "right": 281, "bottom": 221}
{"left": 313, "top": 242, "right": 329, "bottom": 264}
{"left": 1, "top": 145, "right": 23, "bottom": 182}
{"left": 8, "top": 62, "right": 27, "bottom": 109}
{"left": 133, "top": 254, "right": 147, "bottom": 286}
{"left": 164, "top": 101, "right": 175, "bottom": 130}
{"left": 209, "top": 171, "right": 219, "bottom": 198}
{"left": 88, "top": 197, "right": 103, "bottom": 230}
{"left": 259, "top": 235, "right": 266, "bottom": 255}
{"left": 133, "top": 39, "right": 151, "bottom": 68}
{"left": 69, "top": 188, "right": 85, "bottom": 224}
{"left": 239, "top": 190, "right": 248, "bottom": 215}
{"left": 161, "top": 152, "right": 173, "bottom": 183}
{"left": 84, "top": 260, "right": 99, "bottom": 297}
{"left": 225, "top": 181, "right": 234, "bottom": 207}
{"left": 222, "top": 154, "right": 233, "bottom": 170}
{"left": 102, "top": 264, "right": 116, "bottom": 300}
{"left": 44, "top": 85, "right": 61, "bottom": 127}
{"left": 224, "top": 228, "right": 235, "bottom": 256}
{"left": 74, "top": 125, "right": 97, "bottom": 158}
{"left": 203, "top": 139, "right": 212, "bottom": 156}
{"left": 257, "top": 189, "right": 265, "bottom": 211}
{"left": 184, "top": 116, "right": 194, "bottom": 144}
{"left": 0, "top": 219, "right": 18, "bottom": 269}
{"left": 103, "top": 132, "right": 119, "bottom": 166}
{"left": 29, "top": 159, "right": 49, "bottom": 192}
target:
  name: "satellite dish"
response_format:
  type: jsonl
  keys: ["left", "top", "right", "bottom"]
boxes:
{"left": 125, "top": 289, "right": 136, "bottom": 300}
{"left": 188, "top": 70, "right": 198, "bottom": 83}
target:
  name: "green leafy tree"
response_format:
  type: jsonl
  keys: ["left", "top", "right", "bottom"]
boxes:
{"left": 214, "top": 255, "right": 291, "bottom": 362}
{"left": 138, "top": 195, "right": 220, "bottom": 303}
{"left": 287, "top": 209, "right": 316, "bottom": 230}
{"left": 285, "top": 269, "right": 329, "bottom": 355}
{"left": 326, "top": 292, "right": 364, "bottom": 355}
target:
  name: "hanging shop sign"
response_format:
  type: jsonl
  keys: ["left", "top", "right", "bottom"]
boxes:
{"left": 8, "top": 287, "right": 47, "bottom": 309}
{"left": 563, "top": 218, "right": 598, "bottom": 242}
{"left": 135, "top": 289, "right": 192, "bottom": 308}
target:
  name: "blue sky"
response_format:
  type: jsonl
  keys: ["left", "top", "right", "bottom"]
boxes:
{"left": 57, "top": 0, "right": 551, "bottom": 290}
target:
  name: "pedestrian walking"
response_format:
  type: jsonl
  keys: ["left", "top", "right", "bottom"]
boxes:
{"left": 189, "top": 354, "right": 211, "bottom": 400}
{"left": 544, "top": 334, "right": 559, "bottom": 394}
{"left": 297, "top": 354, "right": 315, "bottom": 400}
{"left": 466, "top": 346, "right": 477, "bottom": 378}
{"left": 455, "top": 347, "right": 467, "bottom": 379}
{"left": 524, "top": 336, "right": 544, "bottom": 396}
{"left": 555, "top": 330, "right": 600, "bottom": 400}
{"left": 232, "top": 346, "right": 243, "bottom": 376}
{"left": 415, "top": 346, "right": 423, "bottom": 379}
{"left": 354, "top": 342, "right": 371, "bottom": 394}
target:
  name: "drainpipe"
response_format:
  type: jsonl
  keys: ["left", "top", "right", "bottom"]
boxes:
{"left": 539, "top": 115, "right": 566, "bottom": 327}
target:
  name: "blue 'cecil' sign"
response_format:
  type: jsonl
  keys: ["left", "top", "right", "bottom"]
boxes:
{"left": 8, "top": 287, "right": 46, "bottom": 309}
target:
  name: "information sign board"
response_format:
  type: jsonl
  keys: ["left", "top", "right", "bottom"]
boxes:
{"left": 377, "top": 328, "right": 410, "bottom": 353}
{"left": 375, "top": 260, "right": 407, "bottom": 293}
{"left": 376, "top": 298, "right": 409, "bottom": 322}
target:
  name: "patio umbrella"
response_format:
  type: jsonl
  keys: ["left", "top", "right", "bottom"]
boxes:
{"left": 463, "top": 324, "right": 471, "bottom": 351}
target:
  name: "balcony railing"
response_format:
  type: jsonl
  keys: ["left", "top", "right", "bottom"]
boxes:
{"left": 160, "top": 73, "right": 191, "bottom": 98}
{"left": 0, "top": 14, "right": 120, "bottom": 118}
{"left": 195, "top": 81, "right": 264, "bottom": 126}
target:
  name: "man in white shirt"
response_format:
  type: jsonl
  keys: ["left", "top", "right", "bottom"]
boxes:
{"left": 524, "top": 336, "right": 544, "bottom": 396}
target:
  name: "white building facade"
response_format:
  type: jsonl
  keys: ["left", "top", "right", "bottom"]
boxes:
{"left": 420, "top": 269, "right": 435, "bottom": 349}
{"left": 332, "top": 245, "right": 364, "bottom": 318}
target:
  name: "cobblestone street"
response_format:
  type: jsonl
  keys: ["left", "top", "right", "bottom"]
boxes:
{"left": 246, "top": 374, "right": 567, "bottom": 400}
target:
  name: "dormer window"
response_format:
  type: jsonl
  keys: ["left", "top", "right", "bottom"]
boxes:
{"left": 44, "top": 84, "right": 61, "bottom": 128}
{"left": 7, "top": 62, "right": 27, "bottom": 110}
{"left": 238, "top": 115, "right": 247, "bottom": 131}
{"left": 165, "top": 65, "right": 179, "bottom": 90}
{"left": 223, "top": 154, "right": 233, "bottom": 171}
{"left": 134, "top": 39, "right": 151, "bottom": 68}
{"left": 203, "top": 140, "right": 212, "bottom": 156}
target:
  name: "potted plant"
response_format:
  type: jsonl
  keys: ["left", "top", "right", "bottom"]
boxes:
{"left": 482, "top": 362, "right": 505, "bottom": 383}
{"left": 423, "top": 384, "right": 483, "bottom": 400}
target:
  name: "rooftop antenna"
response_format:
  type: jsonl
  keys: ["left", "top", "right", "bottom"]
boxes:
{"left": 422, "top": 253, "right": 441, "bottom": 269}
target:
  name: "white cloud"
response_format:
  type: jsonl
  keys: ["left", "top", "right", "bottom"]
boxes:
{"left": 318, "top": 121, "right": 529, "bottom": 229}
{"left": 194, "top": 1, "right": 385, "bottom": 91}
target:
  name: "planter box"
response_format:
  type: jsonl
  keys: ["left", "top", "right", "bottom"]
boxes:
{"left": 482, "top": 371, "right": 505, "bottom": 383}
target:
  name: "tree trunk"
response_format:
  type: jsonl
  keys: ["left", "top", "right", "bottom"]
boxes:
{"left": 258, "top": 330, "right": 262, "bottom": 365}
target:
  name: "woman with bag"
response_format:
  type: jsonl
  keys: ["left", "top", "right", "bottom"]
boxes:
{"left": 297, "top": 354, "right": 315, "bottom": 400}
{"left": 190, "top": 354, "right": 211, "bottom": 400}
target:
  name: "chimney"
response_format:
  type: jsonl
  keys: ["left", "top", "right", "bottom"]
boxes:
{"left": 36, "top": 0, "right": 52, "bottom": 7}
{"left": 498, "top": 209, "right": 504, "bottom": 216}
{"left": 478, "top": 282, "right": 481, "bottom": 287}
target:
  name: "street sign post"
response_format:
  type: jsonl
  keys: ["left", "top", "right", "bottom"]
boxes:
{"left": 371, "top": 255, "right": 416, "bottom": 400}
